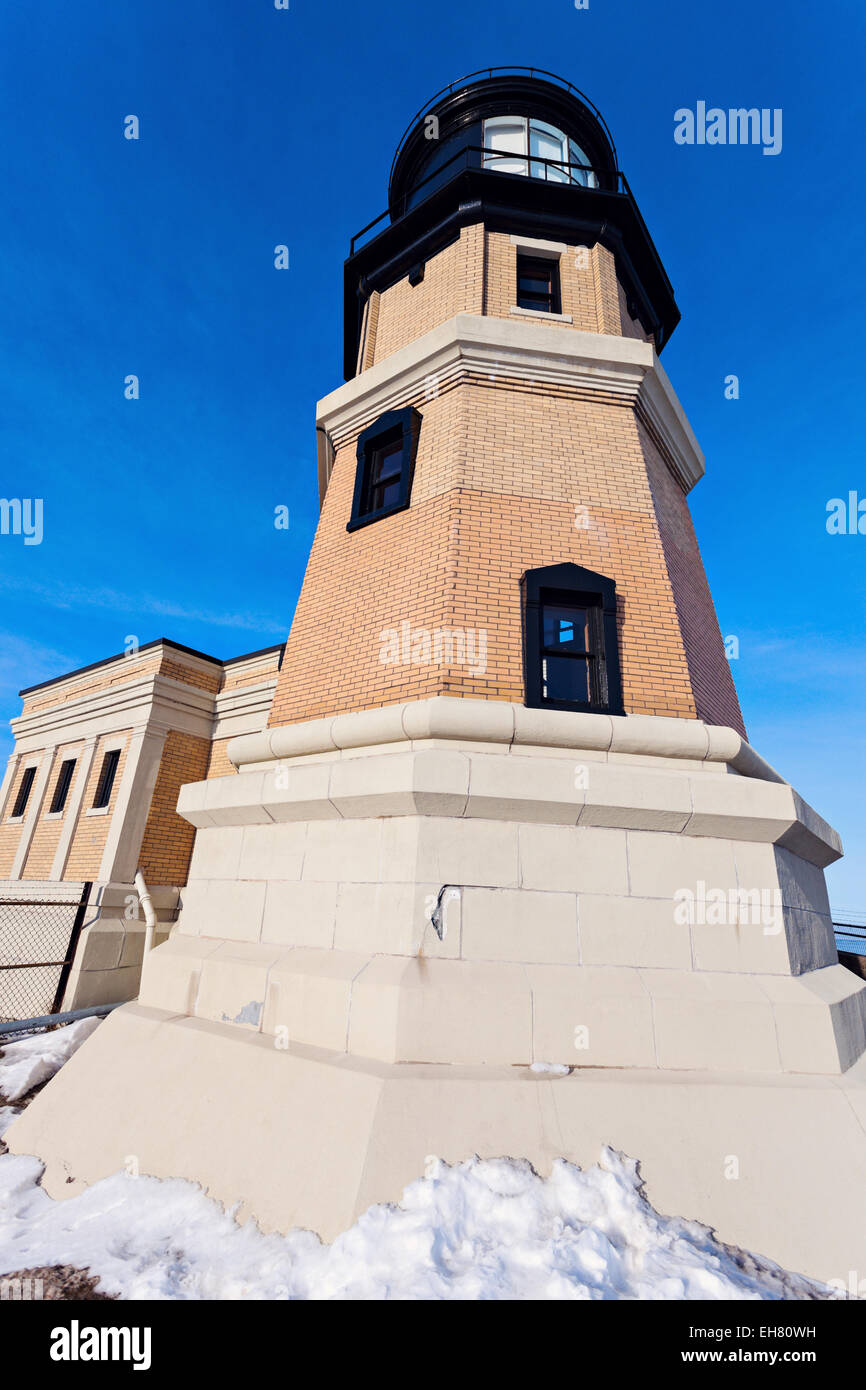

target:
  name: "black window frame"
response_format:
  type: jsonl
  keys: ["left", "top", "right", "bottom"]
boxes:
{"left": 11, "top": 765, "right": 37, "bottom": 819}
{"left": 516, "top": 253, "right": 562, "bottom": 315}
{"left": 49, "top": 757, "right": 77, "bottom": 815}
{"left": 348, "top": 407, "right": 421, "bottom": 532}
{"left": 92, "top": 748, "right": 121, "bottom": 810}
{"left": 521, "top": 563, "right": 624, "bottom": 716}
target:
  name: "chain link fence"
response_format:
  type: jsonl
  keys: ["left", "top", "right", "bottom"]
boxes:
{"left": 0, "top": 883, "right": 92, "bottom": 1021}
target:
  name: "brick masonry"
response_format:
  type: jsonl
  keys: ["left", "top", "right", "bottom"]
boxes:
{"left": 269, "top": 228, "right": 743, "bottom": 733}
{"left": 0, "top": 643, "right": 281, "bottom": 886}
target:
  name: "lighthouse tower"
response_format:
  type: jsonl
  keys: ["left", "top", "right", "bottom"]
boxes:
{"left": 11, "top": 70, "right": 866, "bottom": 1283}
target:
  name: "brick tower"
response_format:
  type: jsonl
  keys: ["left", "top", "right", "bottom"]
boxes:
{"left": 269, "top": 71, "right": 743, "bottom": 733}
{"left": 11, "top": 70, "right": 866, "bottom": 1284}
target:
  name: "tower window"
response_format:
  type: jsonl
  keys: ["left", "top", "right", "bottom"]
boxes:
{"left": 49, "top": 758, "right": 77, "bottom": 814}
{"left": 516, "top": 254, "right": 561, "bottom": 315}
{"left": 348, "top": 407, "right": 421, "bottom": 532}
{"left": 482, "top": 116, "right": 598, "bottom": 188}
{"left": 92, "top": 748, "right": 121, "bottom": 810}
{"left": 11, "top": 765, "right": 37, "bottom": 819}
{"left": 521, "top": 563, "right": 624, "bottom": 715}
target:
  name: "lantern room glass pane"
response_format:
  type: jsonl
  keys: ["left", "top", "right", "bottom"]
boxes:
{"left": 483, "top": 117, "right": 598, "bottom": 187}
{"left": 568, "top": 138, "right": 598, "bottom": 188}
{"left": 530, "top": 120, "right": 568, "bottom": 182}
{"left": 482, "top": 116, "right": 528, "bottom": 175}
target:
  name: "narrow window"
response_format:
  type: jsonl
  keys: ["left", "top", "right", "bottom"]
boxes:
{"left": 521, "top": 563, "right": 624, "bottom": 715}
{"left": 49, "top": 758, "right": 77, "bottom": 814}
{"left": 364, "top": 434, "right": 404, "bottom": 514}
{"left": 516, "top": 254, "right": 561, "bottom": 314}
{"left": 11, "top": 766, "right": 37, "bottom": 818}
{"left": 92, "top": 749, "right": 121, "bottom": 810}
{"left": 348, "top": 407, "right": 421, "bottom": 532}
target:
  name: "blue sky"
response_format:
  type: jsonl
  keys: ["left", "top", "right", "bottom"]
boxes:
{"left": 1, "top": 0, "right": 864, "bottom": 911}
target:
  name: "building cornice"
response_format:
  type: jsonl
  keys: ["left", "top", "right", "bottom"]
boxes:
{"left": 316, "top": 315, "right": 705, "bottom": 504}
{"left": 212, "top": 678, "right": 279, "bottom": 742}
{"left": 10, "top": 673, "right": 217, "bottom": 751}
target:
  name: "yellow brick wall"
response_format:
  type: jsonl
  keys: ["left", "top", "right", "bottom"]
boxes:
{"left": 64, "top": 733, "right": 132, "bottom": 881}
{"left": 269, "top": 366, "right": 724, "bottom": 726}
{"left": 366, "top": 230, "right": 650, "bottom": 366}
{"left": 371, "top": 225, "right": 485, "bottom": 365}
{"left": 21, "top": 742, "right": 84, "bottom": 880}
{"left": 220, "top": 652, "right": 281, "bottom": 692}
{"left": 138, "top": 730, "right": 211, "bottom": 884}
{"left": 484, "top": 234, "right": 618, "bottom": 334}
{"left": 1, "top": 644, "right": 281, "bottom": 886}
{"left": 207, "top": 739, "right": 237, "bottom": 779}
{"left": 0, "top": 755, "right": 44, "bottom": 877}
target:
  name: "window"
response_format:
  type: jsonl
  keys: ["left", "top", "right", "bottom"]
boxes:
{"left": 521, "top": 563, "right": 624, "bottom": 715}
{"left": 92, "top": 749, "right": 121, "bottom": 810}
{"left": 516, "top": 254, "right": 561, "bottom": 314}
{"left": 11, "top": 765, "right": 37, "bottom": 818}
{"left": 482, "top": 116, "right": 598, "bottom": 188}
{"left": 348, "top": 407, "right": 421, "bottom": 532}
{"left": 49, "top": 758, "right": 77, "bottom": 815}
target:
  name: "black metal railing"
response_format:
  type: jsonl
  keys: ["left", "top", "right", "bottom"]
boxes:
{"left": 0, "top": 883, "right": 92, "bottom": 1021}
{"left": 351, "top": 146, "right": 633, "bottom": 255}
{"left": 835, "top": 919, "right": 866, "bottom": 958}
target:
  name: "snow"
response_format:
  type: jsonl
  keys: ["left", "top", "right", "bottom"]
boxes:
{"left": 0, "top": 1016, "right": 102, "bottom": 1102}
{"left": 0, "top": 1021, "right": 836, "bottom": 1300}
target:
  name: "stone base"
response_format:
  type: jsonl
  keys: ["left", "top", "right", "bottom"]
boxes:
{"left": 8, "top": 1000, "right": 866, "bottom": 1285}
{"left": 7, "top": 701, "right": 866, "bottom": 1285}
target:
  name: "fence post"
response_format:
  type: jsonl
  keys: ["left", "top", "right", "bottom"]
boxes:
{"left": 50, "top": 881, "right": 93, "bottom": 1014}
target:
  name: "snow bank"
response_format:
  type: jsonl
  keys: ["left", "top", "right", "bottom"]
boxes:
{"left": 0, "top": 1016, "right": 102, "bottom": 1103}
{"left": 0, "top": 1143, "right": 830, "bottom": 1301}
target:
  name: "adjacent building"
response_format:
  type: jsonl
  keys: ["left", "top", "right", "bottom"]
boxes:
{"left": 0, "top": 639, "right": 281, "bottom": 1012}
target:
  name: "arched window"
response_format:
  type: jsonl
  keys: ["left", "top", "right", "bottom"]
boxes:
{"left": 521, "top": 563, "right": 623, "bottom": 715}
{"left": 347, "top": 407, "right": 421, "bottom": 532}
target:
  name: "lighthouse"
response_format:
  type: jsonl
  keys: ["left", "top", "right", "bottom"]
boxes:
{"left": 10, "top": 69, "right": 866, "bottom": 1283}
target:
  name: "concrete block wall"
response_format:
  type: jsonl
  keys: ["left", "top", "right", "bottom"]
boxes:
{"left": 139, "top": 708, "right": 865, "bottom": 1079}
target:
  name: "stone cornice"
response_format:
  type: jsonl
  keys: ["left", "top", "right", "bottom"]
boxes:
{"left": 229, "top": 697, "right": 781, "bottom": 782}
{"left": 212, "top": 678, "right": 279, "bottom": 741}
{"left": 316, "top": 314, "right": 705, "bottom": 502}
{"left": 10, "top": 673, "right": 217, "bottom": 751}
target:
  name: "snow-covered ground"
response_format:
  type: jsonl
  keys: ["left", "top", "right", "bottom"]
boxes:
{"left": 0, "top": 1022, "right": 836, "bottom": 1300}
{"left": 0, "top": 1016, "right": 100, "bottom": 1102}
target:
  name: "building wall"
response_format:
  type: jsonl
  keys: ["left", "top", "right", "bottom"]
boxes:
{"left": 207, "top": 739, "right": 237, "bottom": 779}
{"left": 20, "top": 657, "right": 162, "bottom": 714}
{"left": 485, "top": 235, "right": 620, "bottom": 335}
{"left": 270, "top": 213, "right": 740, "bottom": 732}
{"left": 640, "top": 421, "right": 745, "bottom": 732}
{"left": 365, "top": 231, "right": 652, "bottom": 370}
{"left": 1, "top": 642, "right": 281, "bottom": 889}
{"left": 0, "top": 753, "right": 47, "bottom": 876}
{"left": 370, "top": 225, "right": 484, "bottom": 366}
{"left": 138, "top": 731, "right": 211, "bottom": 883}
{"left": 271, "top": 371, "right": 716, "bottom": 725}
{"left": 64, "top": 732, "right": 133, "bottom": 881}
{"left": 21, "top": 739, "right": 84, "bottom": 880}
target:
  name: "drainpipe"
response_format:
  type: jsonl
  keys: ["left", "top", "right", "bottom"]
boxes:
{"left": 134, "top": 870, "right": 158, "bottom": 956}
